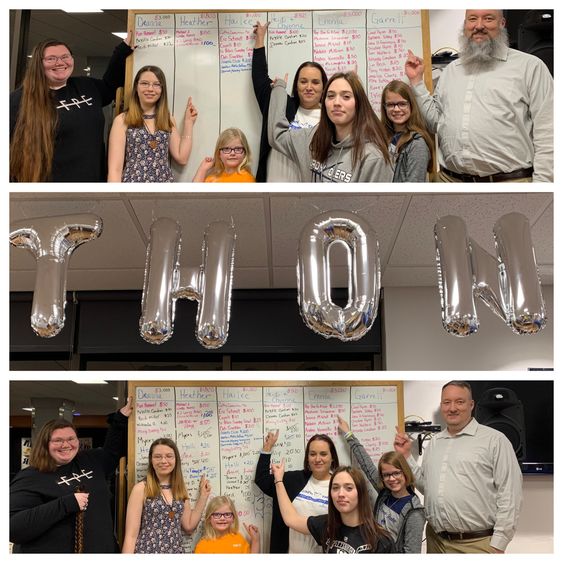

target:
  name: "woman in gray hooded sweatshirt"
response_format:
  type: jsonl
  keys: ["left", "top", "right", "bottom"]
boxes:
{"left": 268, "top": 71, "right": 393, "bottom": 183}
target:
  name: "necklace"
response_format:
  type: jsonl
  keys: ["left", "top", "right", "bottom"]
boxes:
{"left": 160, "top": 484, "right": 171, "bottom": 489}
{"left": 143, "top": 122, "right": 158, "bottom": 150}
{"left": 160, "top": 490, "right": 175, "bottom": 521}
{"left": 142, "top": 113, "right": 156, "bottom": 119}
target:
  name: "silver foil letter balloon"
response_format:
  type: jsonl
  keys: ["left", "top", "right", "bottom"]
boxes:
{"left": 493, "top": 212, "right": 546, "bottom": 334}
{"left": 435, "top": 213, "right": 546, "bottom": 337}
{"left": 297, "top": 210, "right": 380, "bottom": 341}
{"left": 9, "top": 214, "right": 103, "bottom": 337}
{"left": 434, "top": 215, "right": 479, "bottom": 336}
{"left": 140, "top": 217, "right": 236, "bottom": 349}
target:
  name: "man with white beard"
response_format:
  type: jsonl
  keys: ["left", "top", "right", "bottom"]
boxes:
{"left": 404, "top": 9, "right": 553, "bottom": 182}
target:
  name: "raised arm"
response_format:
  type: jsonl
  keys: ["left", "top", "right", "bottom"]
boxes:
{"left": 169, "top": 96, "right": 197, "bottom": 166}
{"left": 394, "top": 426, "right": 425, "bottom": 493}
{"left": 267, "top": 80, "right": 300, "bottom": 161}
{"left": 181, "top": 476, "right": 211, "bottom": 534}
{"left": 254, "top": 430, "right": 279, "bottom": 496}
{"left": 337, "top": 415, "right": 381, "bottom": 490}
{"left": 243, "top": 522, "right": 261, "bottom": 553}
{"left": 404, "top": 49, "right": 425, "bottom": 86}
{"left": 271, "top": 460, "right": 310, "bottom": 535}
{"left": 251, "top": 21, "right": 273, "bottom": 113}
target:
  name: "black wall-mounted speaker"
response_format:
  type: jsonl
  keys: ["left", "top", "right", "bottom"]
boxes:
{"left": 475, "top": 387, "right": 526, "bottom": 461}
{"left": 517, "top": 10, "right": 553, "bottom": 76}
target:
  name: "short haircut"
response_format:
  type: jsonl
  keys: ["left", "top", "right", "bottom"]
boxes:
{"left": 442, "top": 380, "right": 473, "bottom": 398}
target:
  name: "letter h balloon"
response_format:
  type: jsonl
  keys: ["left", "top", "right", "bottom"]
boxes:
{"left": 139, "top": 217, "right": 236, "bottom": 349}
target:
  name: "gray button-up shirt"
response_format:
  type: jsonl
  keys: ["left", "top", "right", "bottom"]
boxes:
{"left": 407, "top": 417, "right": 522, "bottom": 552}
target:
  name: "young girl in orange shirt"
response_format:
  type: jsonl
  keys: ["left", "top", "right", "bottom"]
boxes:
{"left": 193, "top": 128, "right": 255, "bottom": 182}
{"left": 194, "top": 496, "right": 260, "bottom": 553}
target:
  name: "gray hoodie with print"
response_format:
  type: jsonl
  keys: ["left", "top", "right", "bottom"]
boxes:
{"left": 267, "top": 80, "right": 393, "bottom": 183}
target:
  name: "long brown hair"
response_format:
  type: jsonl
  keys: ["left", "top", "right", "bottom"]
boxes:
{"left": 144, "top": 438, "right": 188, "bottom": 501}
{"left": 378, "top": 451, "right": 416, "bottom": 491}
{"left": 10, "top": 39, "right": 71, "bottom": 182}
{"left": 325, "top": 466, "right": 389, "bottom": 552}
{"left": 381, "top": 80, "right": 435, "bottom": 173}
{"left": 310, "top": 72, "right": 390, "bottom": 170}
{"left": 124, "top": 66, "right": 173, "bottom": 132}
{"left": 29, "top": 418, "right": 77, "bottom": 473}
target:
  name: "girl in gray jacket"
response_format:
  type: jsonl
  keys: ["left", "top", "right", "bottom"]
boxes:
{"left": 338, "top": 416, "right": 426, "bottom": 552}
{"left": 381, "top": 80, "right": 434, "bottom": 182}
{"left": 268, "top": 71, "right": 392, "bottom": 182}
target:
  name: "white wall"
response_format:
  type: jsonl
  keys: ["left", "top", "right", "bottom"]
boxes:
{"left": 383, "top": 285, "right": 553, "bottom": 370}
{"left": 429, "top": 10, "right": 464, "bottom": 55}
{"left": 404, "top": 380, "right": 553, "bottom": 553}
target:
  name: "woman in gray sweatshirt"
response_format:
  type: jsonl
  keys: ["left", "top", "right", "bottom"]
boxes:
{"left": 268, "top": 71, "right": 393, "bottom": 183}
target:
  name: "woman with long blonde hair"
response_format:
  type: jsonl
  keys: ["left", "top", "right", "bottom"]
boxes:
{"left": 107, "top": 65, "right": 197, "bottom": 182}
{"left": 122, "top": 438, "right": 210, "bottom": 553}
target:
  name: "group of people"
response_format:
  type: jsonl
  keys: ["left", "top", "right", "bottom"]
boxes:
{"left": 9, "top": 10, "right": 552, "bottom": 183}
{"left": 10, "top": 381, "right": 523, "bottom": 554}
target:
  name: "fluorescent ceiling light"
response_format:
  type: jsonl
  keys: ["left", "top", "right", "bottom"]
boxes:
{"left": 63, "top": 10, "right": 103, "bottom": 13}
{"left": 71, "top": 380, "right": 108, "bottom": 384}
{"left": 112, "top": 32, "right": 128, "bottom": 40}
{"left": 113, "top": 396, "right": 119, "bottom": 401}
{"left": 22, "top": 407, "right": 34, "bottom": 412}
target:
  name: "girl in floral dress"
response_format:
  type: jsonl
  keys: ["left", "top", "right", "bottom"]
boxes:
{"left": 122, "top": 438, "right": 210, "bottom": 553}
{"left": 108, "top": 66, "right": 197, "bottom": 182}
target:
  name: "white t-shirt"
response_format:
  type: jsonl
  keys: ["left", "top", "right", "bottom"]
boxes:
{"left": 266, "top": 106, "right": 321, "bottom": 182}
{"left": 288, "top": 475, "right": 329, "bottom": 553}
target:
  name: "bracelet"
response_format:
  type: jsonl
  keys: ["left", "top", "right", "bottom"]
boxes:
{"left": 274, "top": 480, "right": 283, "bottom": 484}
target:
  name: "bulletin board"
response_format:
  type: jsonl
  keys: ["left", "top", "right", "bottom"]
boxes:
{"left": 127, "top": 380, "right": 404, "bottom": 551}
{"left": 126, "top": 9, "right": 431, "bottom": 181}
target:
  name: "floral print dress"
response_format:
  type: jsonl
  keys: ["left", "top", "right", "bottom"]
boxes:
{"left": 122, "top": 126, "right": 175, "bottom": 182}
{"left": 134, "top": 496, "right": 185, "bottom": 553}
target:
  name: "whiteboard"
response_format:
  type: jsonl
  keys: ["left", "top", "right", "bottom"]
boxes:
{"left": 128, "top": 10, "right": 427, "bottom": 182}
{"left": 129, "top": 380, "right": 403, "bottom": 552}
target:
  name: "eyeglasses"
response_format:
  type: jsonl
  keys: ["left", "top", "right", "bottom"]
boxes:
{"left": 385, "top": 101, "right": 410, "bottom": 110}
{"left": 220, "top": 146, "right": 245, "bottom": 155}
{"left": 152, "top": 454, "right": 175, "bottom": 461}
{"left": 138, "top": 81, "right": 162, "bottom": 89}
{"left": 210, "top": 512, "right": 234, "bottom": 520}
{"left": 382, "top": 470, "right": 403, "bottom": 480}
{"left": 43, "top": 54, "right": 73, "bottom": 65}
{"left": 50, "top": 437, "right": 78, "bottom": 445}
